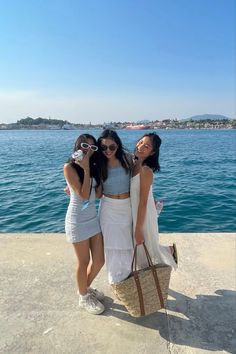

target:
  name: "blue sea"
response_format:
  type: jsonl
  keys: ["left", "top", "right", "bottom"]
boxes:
{"left": 0, "top": 129, "right": 235, "bottom": 233}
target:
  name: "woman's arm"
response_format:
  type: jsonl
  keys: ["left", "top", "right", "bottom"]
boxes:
{"left": 64, "top": 157, "right": 91, "bottom": 200}
{"left": 134, "top": 166, "right": 153, "bottom": 245}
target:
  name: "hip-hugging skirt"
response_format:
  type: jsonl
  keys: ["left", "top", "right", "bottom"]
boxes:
{"left": 99, "top": 196, "right": 134, "bottom": 284}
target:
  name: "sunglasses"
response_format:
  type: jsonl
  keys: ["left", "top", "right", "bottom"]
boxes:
{"left": 101, "top": 144, "right": 118, "bottom": 152}
{"left": 81, "top": 142, "right": 98, "bottom": 151}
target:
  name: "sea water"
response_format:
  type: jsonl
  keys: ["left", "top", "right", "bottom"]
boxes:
{"left": 0, "top": 129, "right": 235, "bottom": 232}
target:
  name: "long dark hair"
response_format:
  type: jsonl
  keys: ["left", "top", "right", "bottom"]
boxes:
{"left": 138, "top": 133, "right": 162, "bottom": 172}
{"left": 97, "top": 129, "right": 132, "bottom": 181}
{"left": 68, "top": 134, "right": 100, "bottom": 186}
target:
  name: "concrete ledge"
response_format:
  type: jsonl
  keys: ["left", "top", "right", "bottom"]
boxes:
{"left": 0, "top": 233, "right": 235, "bottom": 354}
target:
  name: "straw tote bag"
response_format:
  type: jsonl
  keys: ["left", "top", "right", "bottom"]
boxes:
{"left": 111, "top": 243, "right": 171, "bottom": 317}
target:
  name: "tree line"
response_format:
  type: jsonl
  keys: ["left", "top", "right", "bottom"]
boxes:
{"left": 17, "top": 117, "right": 68, "bottom": 127}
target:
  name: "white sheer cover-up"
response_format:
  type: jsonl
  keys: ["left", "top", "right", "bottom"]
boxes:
{"left": 131, "top": 173, "right": 177, "bottom": 270}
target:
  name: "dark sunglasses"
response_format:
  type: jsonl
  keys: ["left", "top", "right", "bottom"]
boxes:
{"left": 101, "top": 144, "right": 118, "bottom": 152}
{"left": 81, "top": 142, "right": 98, "bottom": 151}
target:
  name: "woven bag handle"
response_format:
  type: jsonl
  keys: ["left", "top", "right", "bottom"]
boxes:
{"left": 131, "top": 242, "right": 155, "bottom": 271}
{"left": 132, "top": 243, "right": 165, "bottom": 315}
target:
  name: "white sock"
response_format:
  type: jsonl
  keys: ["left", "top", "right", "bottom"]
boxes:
{"left": 79, "top": 293, "right": 89, "bottom": 300}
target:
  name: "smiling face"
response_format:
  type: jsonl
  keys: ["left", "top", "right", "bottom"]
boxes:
{"left": 100, "top": 138, "right": 118, "bottom": 159}
{"left": 135, "top": 136, "right": 154, "bottom": 160}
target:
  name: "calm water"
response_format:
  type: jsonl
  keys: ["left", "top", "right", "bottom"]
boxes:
{"left": 0, "top": 129, "right": 235, "bottom": 233}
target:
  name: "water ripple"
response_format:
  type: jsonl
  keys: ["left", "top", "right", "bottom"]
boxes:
{"left": 0, "top": 129, "right": 235, "bottom": 232}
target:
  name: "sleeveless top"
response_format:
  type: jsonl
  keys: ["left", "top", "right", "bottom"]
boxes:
{"left": 103, "top": 166, "right": 130, "bottom": 195}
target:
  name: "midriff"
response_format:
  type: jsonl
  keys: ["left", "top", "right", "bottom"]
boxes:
{"left": 104, "top": 192, "right": 130, "bottom": 199}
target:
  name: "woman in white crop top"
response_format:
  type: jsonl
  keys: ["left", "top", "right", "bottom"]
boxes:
{"left": 97, "top": 129, "right": 134, "bottom": 284}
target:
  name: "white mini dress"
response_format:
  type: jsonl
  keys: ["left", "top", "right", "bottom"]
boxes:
{"left": 65, "top": 178, "right": 101, "bottom": 243}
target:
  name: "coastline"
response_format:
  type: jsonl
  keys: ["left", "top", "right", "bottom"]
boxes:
{"left": 1, "top": 116, "right": 236, "bottom": 131}
{"left": 1, "top": 232, "right": 235, "bottom": 353}
{"left": 0, "top": 126, "right": 235, "bottom": 130}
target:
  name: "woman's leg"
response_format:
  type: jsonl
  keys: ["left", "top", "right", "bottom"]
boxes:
{"left": 87, "top": 232, "right": 104, "bottom": 287}
{"left": 73, "top": 239, "right": 105, "bottom": 315}
{"left": 72, "top": 240, "right": 90, "bottom": 295}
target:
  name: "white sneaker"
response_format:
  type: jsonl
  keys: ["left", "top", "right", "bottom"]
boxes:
{"left": 88, "top": 287, "right": 105, "bottom": 301}
{"left": 79, "top": 294, "right": 105, "bottom": 315}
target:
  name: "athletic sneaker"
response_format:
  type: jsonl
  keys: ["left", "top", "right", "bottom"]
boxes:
{"left": 88, "top": 287, "right": 105, "bottom": 301}
{"left": 79, "top": 294, "right": 105, "bottom": 315}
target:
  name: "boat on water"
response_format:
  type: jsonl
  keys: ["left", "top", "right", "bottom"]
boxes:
{"left": 125, "top": 124, "right": 151, "bottom": 130}
{"left": 62, "top": 123, "right": 77, "bottom": 130}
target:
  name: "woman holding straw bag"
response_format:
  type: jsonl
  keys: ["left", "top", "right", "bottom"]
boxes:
{"left": 131, "top": 132, "right": 178, "bottom": 270}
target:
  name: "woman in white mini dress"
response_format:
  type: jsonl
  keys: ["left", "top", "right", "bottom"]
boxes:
{"left": 64, "top": 134, "right": 105, "bottom": 315}
{"left": 131, "top": 133, "right": 178, "bottom": 270}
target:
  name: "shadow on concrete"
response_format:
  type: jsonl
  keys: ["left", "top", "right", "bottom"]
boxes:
{"left": 103, "top": 288, "right": 236, "bottom": 353}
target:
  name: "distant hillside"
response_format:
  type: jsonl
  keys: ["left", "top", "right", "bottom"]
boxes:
{"left": 17, "top": 117, "right": 68, "bottom": 126}
{"left": 184, "top": 114, "right": 231, "bottom": 121}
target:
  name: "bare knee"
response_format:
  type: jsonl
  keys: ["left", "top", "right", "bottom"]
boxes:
{"left": 77, "top": 258, "right": 90, "bottom": 271}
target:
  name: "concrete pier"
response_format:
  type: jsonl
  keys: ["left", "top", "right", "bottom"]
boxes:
{"left": 0, "top": 233, "right": 235, "bottom": 354}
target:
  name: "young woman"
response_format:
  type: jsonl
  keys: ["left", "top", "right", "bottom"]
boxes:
{"left": 97, "top": 129, "right": 134, "bottom": 284}
{"left": 64, "top": 134, "right": 105, "bottom": 315}
{"left": 131, "top": 133, "right": 178, "bottom": 269}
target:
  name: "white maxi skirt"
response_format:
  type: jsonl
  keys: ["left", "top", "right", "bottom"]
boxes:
{"left": 99, "top": 196, "right": 134, "bottom": 284}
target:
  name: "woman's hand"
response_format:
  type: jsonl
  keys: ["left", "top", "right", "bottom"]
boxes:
{"left": 64, "top": 185, "right": 70, "bottom": 196}
{"left": 155, "top": 199, "right": 164, "bottom": 215}
{"left": 75, "top": 152, "right": 90, "bottom": 173}
{"left": 135, "top": 229, "right": 144, "bottom": 245}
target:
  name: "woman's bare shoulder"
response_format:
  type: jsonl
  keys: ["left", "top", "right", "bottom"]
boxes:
{"left": 140, "top": 165, "right": 153, "bottom": 181}
{"left": 64, "top": 162, "right": 75, "bottom": 175}
{"left": 141, "top": 165, "right": 152, "bottom": 174}
{"left": 64, "top": 162, "right": 71, "bottom": 170}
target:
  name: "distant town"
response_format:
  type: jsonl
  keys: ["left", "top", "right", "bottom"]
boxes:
{"left": 0, "top": 115, "right": 235, "bottom": 130}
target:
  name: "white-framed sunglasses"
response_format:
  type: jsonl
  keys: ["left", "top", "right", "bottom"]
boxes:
{"left": 81, "top": 142, "right": 98, "bottom": 151}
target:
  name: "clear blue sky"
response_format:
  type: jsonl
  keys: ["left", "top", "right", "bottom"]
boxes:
{"left": 0, "top": 0, "right": 235, "bottom": 123}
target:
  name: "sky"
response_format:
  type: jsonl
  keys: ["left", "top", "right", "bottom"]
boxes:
{"left": 0, "top": 0, "right": 235, "bottom": 124}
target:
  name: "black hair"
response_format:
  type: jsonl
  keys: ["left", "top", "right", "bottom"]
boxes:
{"left": 138, "top": 133, "right": 162, "bottom": 172}
{"left": 68, "top": 134, "right": 100, "bottom": 186}
{"left": 97, "top": 129, "right": 132, "bottom": 181}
